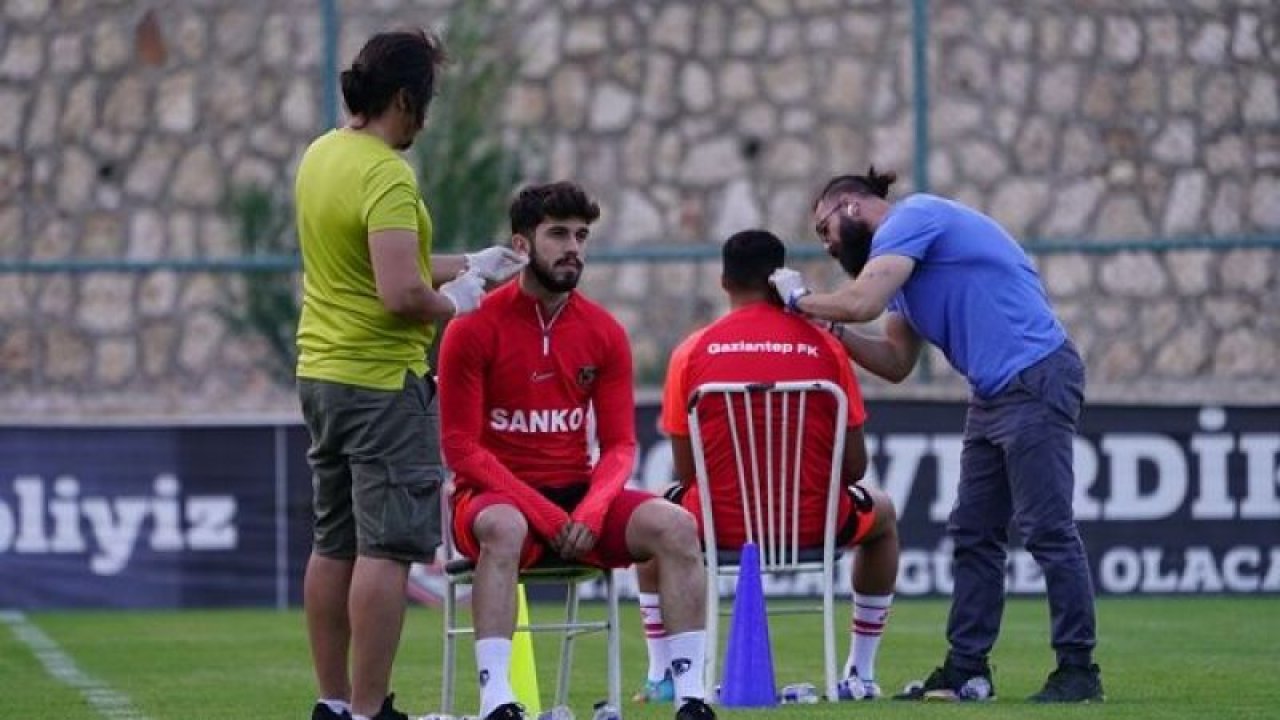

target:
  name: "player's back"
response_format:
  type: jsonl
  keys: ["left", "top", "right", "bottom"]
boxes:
{"left": 681, "top": 302, "right": 860, "bottom": 548}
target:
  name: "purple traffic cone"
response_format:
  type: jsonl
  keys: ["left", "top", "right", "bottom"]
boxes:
{"left": 718, "top": 542, "right": 778, "bottom": 707}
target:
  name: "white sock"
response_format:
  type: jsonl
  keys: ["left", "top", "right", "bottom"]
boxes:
{"left": 639, "top": 592, "right": 669, "bottom": 682}
{"left": 666, "top": 630, "right": 707, "bottom": 701}
{"left": 846, "top": 592, "right": 893, "bottom": 681}
{"left": 476, "top": 637, "right": 516, "bottom": 717}
{"left": 318, "top": 699, "right": 350, "bottom": 715}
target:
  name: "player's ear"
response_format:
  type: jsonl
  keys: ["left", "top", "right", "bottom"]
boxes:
{"left": 511, "top": 233, "right": 531, "bottom": 254}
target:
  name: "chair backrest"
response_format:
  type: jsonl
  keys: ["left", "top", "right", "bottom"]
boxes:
{"left": 687, "top": 380, "right": 848, "bottom": 571}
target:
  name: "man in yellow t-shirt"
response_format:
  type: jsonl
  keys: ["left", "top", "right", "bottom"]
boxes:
{"left": 293, "top": 28, "right": 526, "bottom": 720}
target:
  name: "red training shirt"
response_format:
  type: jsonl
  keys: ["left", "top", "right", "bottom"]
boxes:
{"left": 439, "top": 281, "right": 637, "bottom": 542}
{"left": 660, "top": 302, "right": 867, "bottom": 548}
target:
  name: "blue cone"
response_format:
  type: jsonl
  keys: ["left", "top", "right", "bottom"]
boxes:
{"left": 718, "top": 543, "right": 777, "bottom": 707}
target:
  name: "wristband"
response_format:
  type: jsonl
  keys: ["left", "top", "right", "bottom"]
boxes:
{"left": 786, "top": 287, "right": 811, "bottom": 313}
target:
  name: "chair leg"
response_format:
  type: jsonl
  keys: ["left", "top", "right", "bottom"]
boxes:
{"left": 442, "top": 578, "right": 457, "bottom": 714}
{"left": 555, "top": 580, "right": 579, "bottom": 708}
{"left": 704, "top": 569, "right": 720, "bottom": 696}
{"left": 823, "top": 575, "right": 838, "bottom": 701}
{"left": 605, "top": 570, "right": 622, "bottom": 711}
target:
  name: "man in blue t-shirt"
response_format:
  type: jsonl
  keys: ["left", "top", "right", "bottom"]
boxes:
{"left": 770, "top": 167, "right": 1103, "bottom": 704}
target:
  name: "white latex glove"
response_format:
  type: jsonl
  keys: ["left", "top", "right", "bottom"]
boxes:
{"left": 465, "top": 246, "right": 528, "bottom": 283}
{"left": 438, "top": 271, "right": 486, "bottom": 317}
{"left": 769, "top": 268, "right": 811, "bottom": 313}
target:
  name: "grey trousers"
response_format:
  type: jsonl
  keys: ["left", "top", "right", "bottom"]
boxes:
{"left": 946, "top": 341, "right": 1097, "bottom": 671}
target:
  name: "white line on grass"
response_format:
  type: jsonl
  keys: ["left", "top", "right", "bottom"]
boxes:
{"left": 1, "top": 610, "right": 151, "bottom": 720}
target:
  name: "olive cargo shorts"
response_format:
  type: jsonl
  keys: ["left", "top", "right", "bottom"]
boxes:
{"left": 299, "top": 372, "right": 444, "bottom": 563}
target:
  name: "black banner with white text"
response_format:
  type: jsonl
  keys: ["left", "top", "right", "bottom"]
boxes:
{"left": 1, "top": 401, "right": 1276, "bottom": 608}
{"left": 0, "top": 424, "right": 314, "bottom": 609}
{"left": 630, "top": 401, "right": 1280, "bottom": 598}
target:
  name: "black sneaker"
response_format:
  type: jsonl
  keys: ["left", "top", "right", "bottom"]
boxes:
{"left": 370, "top": 694, "right": 409, "bottom": 720}
{"left": 893, "top": 660, "right": 995, "bottom": 701}
{"left": 675, "top": 697, "right": 717, "bottom": 720}
{"left": 311, "top": 702, "right": 351, "bottom": 720}
{"left": 1029, "top": 663, "right": 1104, "bottom": 703}
{"left": 484, "top": 702, "right": 527, "bottom": 720}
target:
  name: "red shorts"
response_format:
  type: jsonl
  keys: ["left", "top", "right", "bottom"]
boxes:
{"left": 452, "top": 484, "right": 656, "bottom": 569}
{"left": 671, "top": 482, "right": 876, "bottom": 548}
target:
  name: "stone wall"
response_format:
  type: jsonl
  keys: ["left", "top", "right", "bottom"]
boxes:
{"left": 1, "top": 0, "right": 1276, "bottom": 417}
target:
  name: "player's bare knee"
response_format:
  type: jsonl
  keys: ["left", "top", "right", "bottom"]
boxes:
{"left": 854, "top": 498, "right": 898, "bottom": 553}
{"left": 656, "top": 506, "right": 700, "bottom": 561}
{"left": 630, "top": 500, "right": 698, "bottom": 559}
{"left": 473, "top": 504, "right": 528, "bottom": 557}
{"left": 869, "top": 487, "right": 898, "bottom": 530}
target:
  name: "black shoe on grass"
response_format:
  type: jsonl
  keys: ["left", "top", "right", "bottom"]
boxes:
{"left": 894, "top": 659, "right": 995, "bottom": 701}
{"left": 1029, "top": 663, "right": 1104, "bottom": 703}
{"left": 484, "top": 702, "right": 527, "bottom": 720}
{"left": 368, "top": 694, "right": 409, "bottom": 720}
{"left": 675, "top": 697, "right": 717, "bottom": 720}
{"left": 311, "top": 702, "right": 350, "bottom": 720}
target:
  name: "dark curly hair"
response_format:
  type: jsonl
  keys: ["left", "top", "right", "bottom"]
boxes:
{"left": 509, "top": 181, "right": 601, "bottom": 237}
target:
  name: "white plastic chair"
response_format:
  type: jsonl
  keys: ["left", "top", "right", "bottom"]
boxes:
{"left": 686, "top": 380, "right": 849, "bottom": 702}
{"left": 439, "top": 485, "right": 623, "bottom": 715}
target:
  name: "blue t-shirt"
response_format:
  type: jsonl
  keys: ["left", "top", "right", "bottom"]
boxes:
{"left": 870, "top": 194, "right": 1067, "bottom": 398}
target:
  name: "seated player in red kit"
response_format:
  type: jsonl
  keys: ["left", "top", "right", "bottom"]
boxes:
{"left": 438, "top": 181, "right": 717, "bottom": 720}
{"left": 632, "top": 230, "right": 900, "bottom": 704}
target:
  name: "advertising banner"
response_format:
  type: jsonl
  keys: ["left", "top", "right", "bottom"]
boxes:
{"left": 628, "top": 401, "right": 1280, "bottom": 598}
{"left": 0, "top": 425, "right": 314, "bottom": 609}
{"left": 2, "top": 400, "right": 1276, "bottom": 608}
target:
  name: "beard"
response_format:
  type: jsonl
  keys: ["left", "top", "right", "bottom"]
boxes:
{"left": 528, "top": 246, "right": 582, "bottom": 293}
{"left": 834, "top": 215, "right": 875, "bottom": 277}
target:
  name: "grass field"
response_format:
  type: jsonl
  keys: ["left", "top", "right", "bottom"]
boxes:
{"left": 3, "top": 596, "right": 1278, "bottom": 719}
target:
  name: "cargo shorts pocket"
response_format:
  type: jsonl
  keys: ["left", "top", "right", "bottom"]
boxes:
{"left": 353, "top": 460, "right": 443, "bottom": 561}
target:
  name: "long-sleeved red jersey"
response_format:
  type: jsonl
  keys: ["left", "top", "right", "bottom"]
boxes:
{"left": 438, "top": 281, "right": 637, "bottom": 542}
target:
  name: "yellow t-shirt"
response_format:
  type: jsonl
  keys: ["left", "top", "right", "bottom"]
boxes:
{"left": 294, "top": 129, "right": 436, "bottom": 390}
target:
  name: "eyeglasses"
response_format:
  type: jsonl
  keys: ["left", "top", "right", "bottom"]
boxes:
{"left": 814, "top": 199, "right": 856, "bottom": 239}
